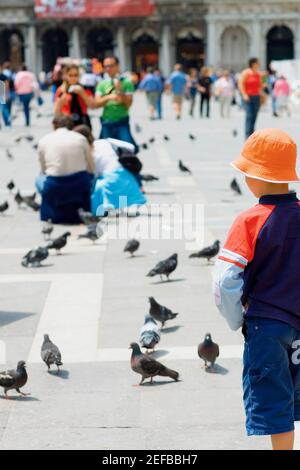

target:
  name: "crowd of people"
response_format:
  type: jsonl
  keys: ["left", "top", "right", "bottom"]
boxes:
{"left": 0, "top": 55, "right": 294, "bottom": 223}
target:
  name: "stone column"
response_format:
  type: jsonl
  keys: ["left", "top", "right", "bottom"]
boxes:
{"left": 206, "top": 18, "right": 216, "bottom": 66}
{"left": 295, "top": 21, "right": 300, "bottom": 60}
{"left": 116, "top": 26, "right": 127, "bottom": 71}
{"left": 71, "top": 25, "right": 81, "bottom": 59}
{"left": 251, "top": 20, "right": 262, "bottom": 64}
{"left": 159, "top": 24, "right": 172, "bottom": 76}
{"left": 25, "top": 25, "right": 37, "bottom": 74}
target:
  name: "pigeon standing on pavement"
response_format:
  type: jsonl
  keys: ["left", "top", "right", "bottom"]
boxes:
{"left": 25, "top": 199, "right": 40, "bottom": 212}
{"left": 189, "top": 133, "right": 196, "bottom": 141}
{"left": 6, "top": 180, "right": 15, "bottom": 193}
{"left": 0, "top": 361, "right": 29, "bottom": 398}
{"left": 140, "top": 174, "right": 159, "bottom": 182}
{"left": 14, "top": 191, "right": 24, "bottom": 208}
{"left": 124, "top": 239, "right": 140, "bottom": 257}
{"left": 163, "top": 135, "right": 170, "bottom": 142}
{"left": 6, "top": 149, "right": 14, "bottom": 160}
{"left": 41, "top": 334, "right": 63, "bottom": 373}
{"left": 42, "top": 219, "right": 53, "bottom": 240}
{"left": 147, "top": 253, "right": 178, "bottom": 281}
{"left": 149, "top": 297, "right": 178, "bottom": 328}
{"left": 198, "top": 333, "right": 220, "bottom": 372}
{"left": 233, "top": 129, "right": 238, "bottom": 137}
{"left": 179, "top": 160, "right": 192, "bottom": 174}
{"left": 78, "top": 224, "right": 103, "bottom": 243}
{"left": 0, "top": 201, "right": 9, "bottom": 215}
{"left": 78, "top": 208, "right": 107, "bottom": 226}
{"left": 139, "top": 315, "right": 161, "bottom": 352}
{"left": 189, "top": 240, "right": 220, "bottom": 264}
{"left": 230, "top": 178, "right": 242, "bottom": 195}
{"left": 129, "top": 342, "right": 179, "bottom": 385}
{"left": 47, "top": 232, "right": 71, "bottom": 254}
{"left": 149, "top": 137, "right": 155, "bottom": 144}
{"left": 140, "top": 143, "right": 148, "bottom": 150}
{"left": 21, "top": 246, "right": 49, "bottom": 268}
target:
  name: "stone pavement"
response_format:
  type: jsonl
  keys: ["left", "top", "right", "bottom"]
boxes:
{"left": 0, "top": 93, "right": 299, "bottom": 449}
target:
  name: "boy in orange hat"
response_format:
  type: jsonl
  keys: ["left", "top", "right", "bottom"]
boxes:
{"left": 213, "top": 128, "right": 300, "bottom": 450}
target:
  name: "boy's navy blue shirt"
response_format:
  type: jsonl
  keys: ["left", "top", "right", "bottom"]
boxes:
{"left": 214, "top": 191, "right": 300, "bottom": 330}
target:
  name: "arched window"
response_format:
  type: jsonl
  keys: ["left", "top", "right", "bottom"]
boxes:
{"left": 86, "top": 28, "right": 114, "bottom": 60}
{"left": 176, "top": 30, "right": 204, "bottom": 71}
{"left": 0, "top": 29, "right": 24, "bottom": 69}
{"left": 132, "top": 33, "right": 159, "bottom": 72}
{"left": 267, "top": 26, "right": 294, "bottom": 65}
{"left": 42, "top": 28, "right": 69, "bottom": 72}
{"left": 220, "top": 27, "right": 250, "bottom": 71}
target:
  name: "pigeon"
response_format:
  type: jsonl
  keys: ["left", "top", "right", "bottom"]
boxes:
{"left": 15, "top": 136, "right": 22, "bottom": 143}
{"left": 230, "top": 178, "right": 242, "bottom": 195}
{"left": 163, "top": 135, "right": 170, "bottom": 141}
{"left": 124, "top": 239, "right": 140, "bottom": 257}
{"left": 179, "top": 160, "right": 192, "bottom": 174}
{"left": 78, "top": 223, "right": 103, "bottom": 243}
{"left": 189, "top": 240, "right": 220, "bottom": 264}
{"left": 22, "top": 192, "right": 36, "bottom": 204}
{"left": 149, "top": 137, "right": 155, "bottom": 144}
{"left": 32, "top": 143, "right": 38, "bottom": 150}
{"left": 0, "top": 201, "right": 9, "bottom": 215}
{"left": 22, "top": 246, "right": 49, "bottom": 267}
{"left": 135, "top": 123, "right": 142, "bottom": 133}
{"left": 149, "top": 297, "right": 178, "bottom": 328}
{"left": 198, "top": 333, "right": 220, "bottom": 372}
{"left": 42, "top": 219, "right": 53, "bottom": 240}
{"left": 232, "top": 129, "right": 238, "bottom": 137}
{"left": 41, "top": 334, "right": 63, "bottom": 373}
{"left": 25, "top": 199, "right": 40, "bottom": 212}
{"left": 6, "top": 180, "right": 15, "bottom": 193}
{"left": 25, "top": 135, "right": 34, "bottom": 142}
{"left": 189, "top": 133, "right": 196, "bottom": 140}
{"left": 47, "top": 232, "right": 71, "bottom": 254}
{"left": 0, "top": 361, "right": 29, "bottom": 398}
{"left": 139, "top": 315, "right": 161, "bottom": 352}
{"left": 14, "top": 191, "right": 24, "bottom": 208}
{"left": 147, "top": 253, "right": 178, "bottom": 281}
{"left": 6, "top": 149, "right": 13, "bottom": 160}
{"left": 78, "top": 208, "right": 107, "bottom": 226}
{"left": 129, "top": 342, "right": 179, "bottom": 385}
{"left": 140, "top": 143, "right": 148, "bottom": 150}
{"left": 140, "top": 174, "right": 159, "bottom": 182}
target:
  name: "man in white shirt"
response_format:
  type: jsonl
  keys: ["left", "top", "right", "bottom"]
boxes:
{"left": 36, "top": 115, "right": 95, "bottom": 192}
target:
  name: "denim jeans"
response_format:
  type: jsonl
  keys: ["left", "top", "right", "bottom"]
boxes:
{"left": 156, "top": 93, "right": 163, "bottom": 119}
{"left": 18, "top": 92, "right": 34, "bottom": 127}
{"left": 100, "top": 116, "right": 138, "bottom": 154}
{"left": 244, "top": 95, "right": 260, "bottom": 139}
{"left": 0, "top": 102, "right": 11, "bottom": 126}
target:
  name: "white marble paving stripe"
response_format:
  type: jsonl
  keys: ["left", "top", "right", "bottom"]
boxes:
{"left": 96, "top": 344, "right": 243, "bottom": 362}
{"left": 0, "top": 273, "right": 104, "bottom": 363}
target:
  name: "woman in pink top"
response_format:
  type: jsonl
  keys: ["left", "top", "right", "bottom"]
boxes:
{"left": 274, "top": 76, "right": 291, "bottom": 117}
{"left": 14, "top": 64, "right": 38, "bottom": 126}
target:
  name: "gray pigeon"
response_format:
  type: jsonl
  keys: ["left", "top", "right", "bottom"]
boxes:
{"left": 42, "top": 219, "right": 53, "bottom": 240}
{"left": 6, "top": 180, "right": 15, "bottom": 193}
{"left": 230, "top": 178, "right": 242, "bottom": 195}
{"left": 140, "top": 174, "right": 159, "bottom": 182}
{"left": 149, "top": 297, "right": 178, "bottom": 328}
{"left": 6, "top": 149, "right": 14, "bottom": 160}
{"left": 129, "top": 342, "right": 179, "bottom": 385}
{"left": 78, "top": 223, "right": 103, "bottom": 243}
{"left": 147, "top": 253, "right": 178, "bottom": 281}
{"left": 139, "top": 315, "right": 161, "bottom": 352}
{"left": 25, "top": 199, "right": 40, "bottom": 212}
{"left": 78, "top": 208, "right": 108, "bottom": 226}
{"left": 179, "top": 160, "right": 192, "bottom": 174}
{"left": 189, "top": 240, "right": 220, "bottom": 264}
{"left": 14, "top": 191, "right": 24, "bottom": 208}
{"left": 41, "top": 334, "right": 63, "bottom": 373}
{"left": 124, "top": 239, "right": 140, "bottom": 256}
{"left": 0, "top": 361, "right": 29, "bottom": 398}
{"left": 0, "top": 201, "right": 9, "bottom": 214}
{"left": 198, "top": 333, "right": 220, "bottom": 372}
{"left": 22, "top": 246, "right": 49, "bottom": 267}
{"left": 47, "top": 232, "right": 71, "bottom": 254}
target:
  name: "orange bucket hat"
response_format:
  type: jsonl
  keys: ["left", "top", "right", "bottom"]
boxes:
{"left": 231, "top": 128, "right": 299, "bottom": 183}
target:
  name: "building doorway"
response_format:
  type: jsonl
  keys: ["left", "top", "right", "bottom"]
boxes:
{"left": 132, "top": 33, "right": 159, "bottom": 72}
{"left": 86, "top": 28, "right": 114, "bottom": 60}
{"left": 42, "top": 28, "right": 69, "bottom": 72}
{"left": 267, "top": 26, "right": 294, "bottom": 65}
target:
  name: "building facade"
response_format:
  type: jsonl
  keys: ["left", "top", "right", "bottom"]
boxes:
{"left": 1, "top": 0, "right": 300, "bottom": 75}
